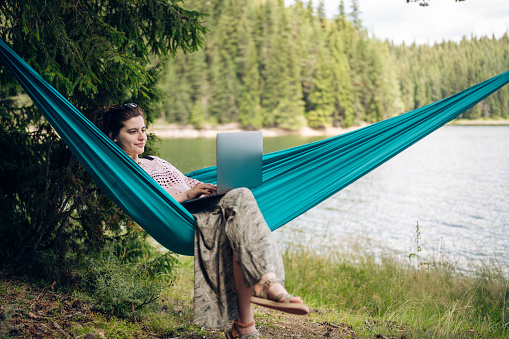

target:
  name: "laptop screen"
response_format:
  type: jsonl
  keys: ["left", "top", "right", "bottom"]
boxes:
{"left": 216, "top": 131, "right": 263, "bottom": 195}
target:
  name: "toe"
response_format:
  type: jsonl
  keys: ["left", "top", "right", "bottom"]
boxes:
{"left": 276, "top": 294, "right": 303, "bottom": 304}
{"left": 291, "top": 296, "right": 303, "bottom": 304}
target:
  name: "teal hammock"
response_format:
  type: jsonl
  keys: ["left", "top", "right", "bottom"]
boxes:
{"left": 1, "top": 38, "right": 508, "bottom": 256}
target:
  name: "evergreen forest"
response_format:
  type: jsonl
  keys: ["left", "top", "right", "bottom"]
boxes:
{"left": 158, "top": 0, "right": 509, "bottom": 130}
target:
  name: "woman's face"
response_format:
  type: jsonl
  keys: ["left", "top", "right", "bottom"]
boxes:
{"left": 114, "top": 116, "right": 146, "bottom": 160}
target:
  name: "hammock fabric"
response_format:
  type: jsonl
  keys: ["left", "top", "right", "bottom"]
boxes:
{"left": 1, "top": 38, "right": 508, "bottom": 256}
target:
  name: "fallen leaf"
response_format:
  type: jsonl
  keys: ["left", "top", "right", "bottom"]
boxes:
{"left": 28, "top": 311, "right": 41, "bottom": 319}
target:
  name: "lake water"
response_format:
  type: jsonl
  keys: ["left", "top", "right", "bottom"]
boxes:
{"left": 159, "top": 126, "right": 509, "bottom": 271}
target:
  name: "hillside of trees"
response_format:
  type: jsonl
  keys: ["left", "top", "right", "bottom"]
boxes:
{"left": 158, "top": 0, "right": 509, "bottom": 130}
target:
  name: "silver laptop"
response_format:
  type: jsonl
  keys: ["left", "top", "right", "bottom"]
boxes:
{"left": 182, "top": 131, "right": 263, "bottom": 204}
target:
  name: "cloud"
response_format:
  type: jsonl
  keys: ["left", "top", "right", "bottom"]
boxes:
{"left": 289, "top": 0, "right": 509, "bottom": 45}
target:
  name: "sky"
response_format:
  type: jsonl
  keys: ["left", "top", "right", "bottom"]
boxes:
{"left": 289, "top": 0, "right": 509, "bottom": 45}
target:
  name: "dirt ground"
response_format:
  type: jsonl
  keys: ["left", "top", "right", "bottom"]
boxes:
{"left": 0, "top": 277, "right": 375, "bottom": 339}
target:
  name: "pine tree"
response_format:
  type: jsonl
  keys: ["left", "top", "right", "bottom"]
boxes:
{"left": 159, "top": 56, "right": 193, "bottom": 124}
{"left": 0, "top": 0, "right": 207, "bottom": 261}
{"left": 336, "top": 0, "right": 347, "bottom": 30}
{"left": 190, "top": 100, "right": 206, "bottom": 128}
{"left": 238, "top": 36, "right": 263, "bottom": 128}
{"left": 350, "top": 0, "right": 362, "bottom": 29}
{"left": 209, "top": 48, "right": 240, "bottom": 123}
{"left": 0, "top": 0, "right": 207, "bottom": 120}
{"left": 188, "top": 49, "right": 210, "bottom": 125}
{"left": 292, "top": 0, "right": 320, "bottom": 114}
{"left": 271, "top": 1, "right": 306, "bottom": 130}
{"left": 158, "top": 0, "right": 509, "bottom": 127}
{"left": 308, "top": 45, "right": 335, "bottom": 128}
{"left": 317, "top": 0, "right": 326, "bottom": 26}
{"left": 259, "top": 0, "right": 285, "bottom": 126}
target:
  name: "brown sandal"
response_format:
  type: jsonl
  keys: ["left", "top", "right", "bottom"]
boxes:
{"left": 250, "top": 279, "right": 309, "bottom": 315}
{"left": 225, "top": 320, "right": 259, "bottom": 339}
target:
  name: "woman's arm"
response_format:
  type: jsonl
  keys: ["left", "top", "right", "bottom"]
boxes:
{"left": 167, "top": 183, "right": 217, "bottom": 203}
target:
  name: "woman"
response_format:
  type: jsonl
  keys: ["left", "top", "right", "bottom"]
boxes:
{"left": 98, "top": 103, "right": 308, "bottom": 338}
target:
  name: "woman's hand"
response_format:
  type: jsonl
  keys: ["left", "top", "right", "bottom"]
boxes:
{"left": 186, "top": 183, "right": 217, "bottom": 200}
{"left": 171, "top": 183, "right": 217, "bottom": 202}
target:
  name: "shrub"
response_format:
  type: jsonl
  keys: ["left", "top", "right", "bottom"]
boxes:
{"left": 82, "top": 250, "right": 178, "bottom": 319}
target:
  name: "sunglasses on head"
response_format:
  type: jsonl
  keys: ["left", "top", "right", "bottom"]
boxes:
{"left": 112, "top": 103, "right": 138, "bottom": 110}
{"left": 106, "top": 103, "right": 138, "bottom": 127}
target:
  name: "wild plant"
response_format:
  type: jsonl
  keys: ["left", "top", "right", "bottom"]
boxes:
{"left": 408, "top": 221, "right": 429, "bottom": 276}
{"left": 81, "top": 250, "right": 177, "bottom": 319}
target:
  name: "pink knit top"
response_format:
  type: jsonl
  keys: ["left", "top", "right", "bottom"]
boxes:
{"left": 138, "top": 156, "right": 202, "bottom": 195}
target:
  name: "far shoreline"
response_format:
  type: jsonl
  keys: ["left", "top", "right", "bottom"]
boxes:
{"left": 149, "top": 119, "right": 509, "bottom": 139}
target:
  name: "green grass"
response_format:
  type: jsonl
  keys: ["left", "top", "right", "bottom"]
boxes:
{"left": 2, "top": 238, "right": 507, "bottom": 338}
{"left": 282, "top": 246, "right": 509, "bottom": 338}
{"left": 153, "top": 246, "right": 509, "bottom": 338}
{"left": 144, "top": 256, "right": 211, "bottom": 337}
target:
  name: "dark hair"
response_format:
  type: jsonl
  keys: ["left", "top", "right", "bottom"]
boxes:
{"left": 98, "top": 104, "right": 145, "bottom": 140}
